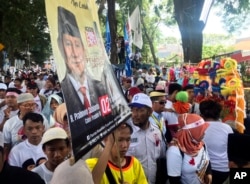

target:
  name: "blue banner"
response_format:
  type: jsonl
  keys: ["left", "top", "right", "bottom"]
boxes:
{"left": 123, "top": 17, "right": 132, "bottom": 77}
{"left": 105, "top": 16, "right": 111, "bottom": 56}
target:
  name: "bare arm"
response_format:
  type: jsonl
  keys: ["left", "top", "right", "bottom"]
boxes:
{"left": 91, "top": 134, "right": 114, "bottom": 184}
{"left": 0, "top": 108, "right": 11, "bottom": 131}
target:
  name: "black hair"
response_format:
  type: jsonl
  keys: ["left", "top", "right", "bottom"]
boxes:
{"left": 6, "top": 87, "right": 22, "bottom": 94}
{"left": 183, "top": 84, "right": 194, "bottom": 91}
{"left": 23, "top": 112, "right": 44, "bottom": 126}
{"left": 199, "top": 100, "right": 222, "bottom": 120}
{"left": 14, "top": 78, "right": 23, "bottom": 83}
{"left": 168, "top": 83, "right": 182, "bottom": 95}
{"left": 46, "top": 77, "right": 56, "bottom": 86}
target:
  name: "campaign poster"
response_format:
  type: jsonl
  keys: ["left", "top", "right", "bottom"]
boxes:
{"left": 45, "top": 0, "right": 131, "bottom": 162}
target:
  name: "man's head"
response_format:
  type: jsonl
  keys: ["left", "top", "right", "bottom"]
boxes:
{"left": 23, "top": 112, "right": 45, "bottom": 145}
{"left": 45, "top": 77, "right": 56, "bottom": 89}
{"left": 14, "top": 78, "right": 23, "bottom": 89}
{"left": 41, "top": 127, "right": 70, "bottom": 169}
{"left": 37, "top": 72, "right": 44, "bottom": 80}
{"left": 111, "top": 123, "right": 133, "bottom": 160}
{"left": 127, "top": 87, "right": 141, "bottom": 103}
{"left": 150, "top": 91, "right": 167, "bottom": 113}
{"left": 129, "top": 93, "right": 152, "bottom": 130}
{"left": 4, "top": 75, "right": 11, "bottom": 84}
{"left": 168, "top": 83, "right": 182, "bottom": 101}
{"left": 17, "top": 93, "right": 36, "bottom": 116}
{"left": 183, "top": 84, "right": 195, "bottom": 103}
{"left": 57, "top": 6, "right": 86, "bottom": 81}
{"left": 5, "top": 88, "right": 22, "bottom": 108}
{"left": 0, "top": 83, "right": 7, "bottom": 99}
{"left": 122, "top": 77, "right": 132, "bottom": 90}
{"left": 199, "top": 100, "right": 222, "bottom": 121}
{"left": 162, "top": 67, "right": 167, "bottom": 75}
{"left": 26, "top": 81, "right": 39, "bottom": 97}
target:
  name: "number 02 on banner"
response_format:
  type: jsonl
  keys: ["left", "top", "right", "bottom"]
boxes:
{"left": 99, "top": 95, "right": 112, "bottom": 116}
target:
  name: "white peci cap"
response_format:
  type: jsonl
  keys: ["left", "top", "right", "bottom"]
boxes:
{"left": 41, "top": 127, "right": 68, "bottom": 145}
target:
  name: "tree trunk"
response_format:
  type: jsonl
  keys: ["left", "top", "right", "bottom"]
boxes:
{"left": 97, "top": 0, "right": 107, "bottom": 18}
{"left": 141, "top": 16, "right": 158, "bottom": 65}
{"left": 174, "top": 0, "right": 205, "bottom": 63}
{"left": 107, "top": 0, "right": 118, "bottom": 64}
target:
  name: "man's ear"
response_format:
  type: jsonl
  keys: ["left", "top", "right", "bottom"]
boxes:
{"left": 147, "top": 108, "right": 153, "bottom": 116}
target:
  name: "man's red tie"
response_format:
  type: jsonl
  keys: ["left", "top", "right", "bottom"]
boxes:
{"left": 79, "top": 86, "right": 91, "bottom": 112}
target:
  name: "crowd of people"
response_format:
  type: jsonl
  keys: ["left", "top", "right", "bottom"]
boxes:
{"left": 0, "top": 4, "right": 249, "bottom": 184}
{"left": 0, "top": 63, "right": 249, "bottom": 184}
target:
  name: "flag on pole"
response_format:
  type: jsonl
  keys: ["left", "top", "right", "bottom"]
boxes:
{"left": 130, "top": 6, "right": 143, "bottom": 49}
{"left": 105, "top": 16, "right": 111, "bottom": 56}
{"left": 124, "top": 16, "right": 132, "bottom": 77}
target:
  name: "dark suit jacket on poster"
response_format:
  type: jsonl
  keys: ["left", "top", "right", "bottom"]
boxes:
{"left": 61, "top": 74, "right": 115, "bottom": 159}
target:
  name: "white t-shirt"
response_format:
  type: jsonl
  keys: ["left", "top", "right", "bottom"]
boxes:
{"left": 3, "top": 115, "right": 25, "bottom": 147}
{"left": 145, "top": 73, "right": 155, "bottom": 84}
{"left": 162, "top": 100, "right": 178, "bottom": 126}
{"left": 203, "top": 121, "right": 233, "bottom": 172}
{"left": 167, "top": 145, "right": 210, "bottom": 184}
{"left": 3, "top": 114, "right": 49, "bottom": 147}
{"left": 8, "top": 140, "right": 46, "bottom": 168}
{"left": 32, "top": 162, "right": 53, "bottom": 184}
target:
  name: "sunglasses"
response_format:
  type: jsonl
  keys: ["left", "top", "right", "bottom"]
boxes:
{"left": 154, "top": 101, "right": 166, "bottom": 105}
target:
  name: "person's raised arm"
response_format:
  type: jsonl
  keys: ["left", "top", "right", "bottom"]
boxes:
{"left": 91, "top": 133, "right": 114, "bottom": 184}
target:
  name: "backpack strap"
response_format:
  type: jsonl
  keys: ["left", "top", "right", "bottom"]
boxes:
{"left": 105, "top": 164, "right": 117, "bottom": 184}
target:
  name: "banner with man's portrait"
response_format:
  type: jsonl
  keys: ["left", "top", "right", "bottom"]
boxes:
{"left": 45, "top": 0, "right": 131, "bottom": 162}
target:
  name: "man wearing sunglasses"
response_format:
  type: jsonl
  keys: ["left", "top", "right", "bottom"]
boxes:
{"left": 149, "top": 91, "right": 168, "bottom": 184}
{"left": 149, "top": 91, "right": 167, "bottom": 136}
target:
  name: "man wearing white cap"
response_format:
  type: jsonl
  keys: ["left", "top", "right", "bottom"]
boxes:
{"left": 0, "top": 83, "right": 7, "bottom": 104}
{"left": 126, "top": 93, "right": 165, "bottom": 184}
{"left": 32, "top": 127, "right": 71, "bottom": 184}
{"left": 0, "top": 132, "right": 46, "bottom": 184}
{"left": 3, "top": 93, "right": 49, "bottom": 158}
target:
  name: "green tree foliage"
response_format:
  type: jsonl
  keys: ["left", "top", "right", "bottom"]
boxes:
{"left": 202, "top": 34, "right": 235, "bottom": 59}
{"left": 0, "top": 0, "right": 51, "bottom": 66}
{"left": 215, "top": 0, "right": 250, "bottom": 34}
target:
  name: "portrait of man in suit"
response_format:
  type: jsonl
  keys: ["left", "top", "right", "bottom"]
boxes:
{"left": 57, "top": 6, "right": 106, "bottom": 116}
{"left": 56, "top": 6, "right": 130, "bottom": 160}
